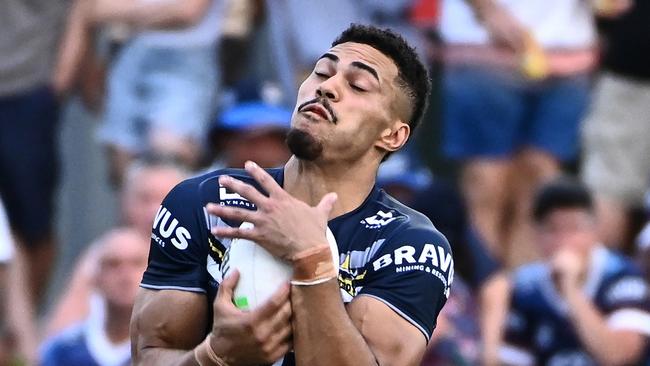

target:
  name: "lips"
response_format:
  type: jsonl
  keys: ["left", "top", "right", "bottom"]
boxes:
{"left": 300, "top": 103, "right": 331, "bottom": 121}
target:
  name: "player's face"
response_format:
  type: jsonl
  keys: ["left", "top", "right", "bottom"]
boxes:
{"left": 289, "top": 42, "right": 406, "bottom": 162}
{"left": 535, "top": 208, "right": 598, "bottom": 259}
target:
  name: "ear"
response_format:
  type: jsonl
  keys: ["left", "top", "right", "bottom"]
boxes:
{"left": 376, "top": 120, "right": 410, "bottom": 153}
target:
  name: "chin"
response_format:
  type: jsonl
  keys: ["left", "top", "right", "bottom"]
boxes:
{"left": 286, "top": 128, "right": 323, "bottom": 161}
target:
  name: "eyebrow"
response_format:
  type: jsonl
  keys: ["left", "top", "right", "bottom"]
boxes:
{"left": 318, "top": 52, "right": 380, "bottom": 82}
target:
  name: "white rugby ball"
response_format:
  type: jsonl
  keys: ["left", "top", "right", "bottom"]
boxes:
{"left": 222, "top": 222, "right": 339, "bottom": 310}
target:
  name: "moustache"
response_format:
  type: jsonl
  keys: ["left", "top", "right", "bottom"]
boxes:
{"left": 297, "top": 98, "right": 338, "bottom": 124}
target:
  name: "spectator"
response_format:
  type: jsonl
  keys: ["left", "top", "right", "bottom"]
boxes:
{"left": 501, "top": 177, "right": 650, "bottom": 365}
{"left": 582, "top": 0, "right": 648, "bottom": 250}
{"left": 0, "top": 0, "right": 69, "bottom": 306}
{"left": 40, "top": 227, "right": 149, "bottom": 366}
{"left": 208, "top": 83, "right": 292, "bottom": 169}
{"left": 439, "top": 0, "right": 597, "bottom": 266}
{"left": 120, "top": 156, "right": 190, "bottom": 236}
{"left": 45, "top": 156, "right": 187, "bottom": 337}
{"left": 60, "top": 0, "right": 226, "bottom": 186}
{"left": 411, "top": 173, "right": 509, "bottom": 366}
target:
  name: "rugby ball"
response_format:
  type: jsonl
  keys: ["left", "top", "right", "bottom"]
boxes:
{"left": 222, "top": 222, "right": 339, "bottom": 310}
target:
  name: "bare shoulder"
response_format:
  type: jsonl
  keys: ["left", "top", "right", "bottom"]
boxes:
{"left": 130, "top": 288, "right": 209, "bottom": 361}
{"left": 346, "top": 295, "right": 426, "bottom": 366}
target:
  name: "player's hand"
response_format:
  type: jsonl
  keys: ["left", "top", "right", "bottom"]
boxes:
{"left": 209, "top": 270, "right": 292, "bottom": 365}
{"left": 474, "top": 1, "right": 527, "bottom": 53}
{"left": 206, "top": 160, "right": 337, "bottom": 261}
{"left": 551, "top": 247, "right": 585, "bottom": 296}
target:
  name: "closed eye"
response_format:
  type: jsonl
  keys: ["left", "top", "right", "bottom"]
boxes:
{"left": 315, "top": 72, "right": 329, "bottom": 78}
{"left": 350, "top": 84, "right": 366, "bottom": 92}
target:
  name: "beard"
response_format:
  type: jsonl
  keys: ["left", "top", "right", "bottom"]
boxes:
{"left": 286, "top": 128, "right": 323, "bottom": 161}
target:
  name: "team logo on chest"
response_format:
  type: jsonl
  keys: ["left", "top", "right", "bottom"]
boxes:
{"left": 338, "top": 253, "right": 368, "bottom": 300}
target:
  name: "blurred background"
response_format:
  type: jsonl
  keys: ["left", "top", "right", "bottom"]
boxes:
{"left": 1, "top": 0, "right": 649, "bottom": 365}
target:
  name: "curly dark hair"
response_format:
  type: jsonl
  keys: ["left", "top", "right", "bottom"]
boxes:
{"left": 332, "top": 24, "right": 431, "bottom": 133}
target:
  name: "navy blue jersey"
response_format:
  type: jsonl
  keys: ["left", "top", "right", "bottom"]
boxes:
{"left": 141, "top": 168, "right": 453, "bottom": 364}
{"left": 503, "top": 247, "right": 650, "bottom": 366}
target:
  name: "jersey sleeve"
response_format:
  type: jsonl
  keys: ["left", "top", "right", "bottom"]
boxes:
{"left": 600, "top": 274, "right": 650, "bottom": 336}
{"left": 357, "top": 226, "right": 453, "bottom": 342}
{"left": 141, "top": 179, "right": 210, "bottom": 293}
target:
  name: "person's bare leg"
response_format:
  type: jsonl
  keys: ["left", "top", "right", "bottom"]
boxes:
{"left": 505, "top": 149, "right": 559, "bottom": 266}
{"left": 16, "top": 234, "right": 57, "bottom": 306}
{"left": 6, "top": 245, "right": 38, "bottom": 365}
{"left": 461, "top": 159, "right": 511, "bottom": 258}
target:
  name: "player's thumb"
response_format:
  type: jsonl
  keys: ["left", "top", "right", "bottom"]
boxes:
{"left": 217, "top": 269, "right": 240, "bottom": 302}
{"left": 317, "top": 192, "right": 338, "bottom": 216}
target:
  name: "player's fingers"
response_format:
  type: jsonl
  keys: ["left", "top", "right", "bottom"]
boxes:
{"left": 218, "top": 175, "right": 269, "bottom": 206}
{"left": 265, "top": 323, "right": 293, "bottom": 357}
{"left": 268, "top": 341, "right": 292, "bottom": 364}
{"left": 206, "top": 204, "right": 259, "bottom": 225}
{"left": 211, "top": 225, "right": 258, "bottom": 241}
{"left": 216, "top": 269, "right": 240, "bottom": 303}
{"left": 316, "top": 192, "right": 338, "bottom": 216}
{"left": 244, "top": 161, "right": 285, "bottom": 197}
{"left": 252, "top": 282, "right": 290, "bottom": 322}
{"left": 268, "top": 301, "right": 292, "bottom": 333}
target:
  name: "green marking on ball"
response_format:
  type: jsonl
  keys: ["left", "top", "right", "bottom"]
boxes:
{"left": 234, "top": 296, "right": 250, "bottom": 309}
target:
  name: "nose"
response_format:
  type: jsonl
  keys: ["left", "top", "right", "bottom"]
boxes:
{"left": 316, "top": 76, "right": 340, "bottom": 102}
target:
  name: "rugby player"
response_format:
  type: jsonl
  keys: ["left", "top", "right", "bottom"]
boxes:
{"left": 130, "top": 24, "right": 453, "bottom": 366}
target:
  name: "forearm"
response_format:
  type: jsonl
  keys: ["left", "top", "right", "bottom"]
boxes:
{"left": 90, "top": 0, "right": 209, "bottom": 29}
{"left": 292, "top": 279, "right": 377, "bottom": 366}
{"left": 565, "top": 289, "right": 644, "bottom": 365}
{"left": 52, "top": 0, "right": 94, "bottom": 96}
{"left": 479, "top": 273, "right": 511, "bottom": 365}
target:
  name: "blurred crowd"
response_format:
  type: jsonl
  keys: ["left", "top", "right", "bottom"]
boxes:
{"left": 1, "top": 0, "right": 649, "bottom": 365}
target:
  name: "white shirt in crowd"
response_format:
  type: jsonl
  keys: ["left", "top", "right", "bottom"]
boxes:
{"left": 440, "top": 0, "right": 596, "bottom": 49}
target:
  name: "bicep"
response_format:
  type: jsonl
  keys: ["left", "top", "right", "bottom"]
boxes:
{"left": 346, "top": 295, "right": 426, "bottom": 366}
{"left": 130, "top": 288, "right": 208, "bottom": 364}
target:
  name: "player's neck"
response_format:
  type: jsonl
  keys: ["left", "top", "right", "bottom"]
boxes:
{"left": 283, "top": 156, "right": 377, "bottom": 219}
